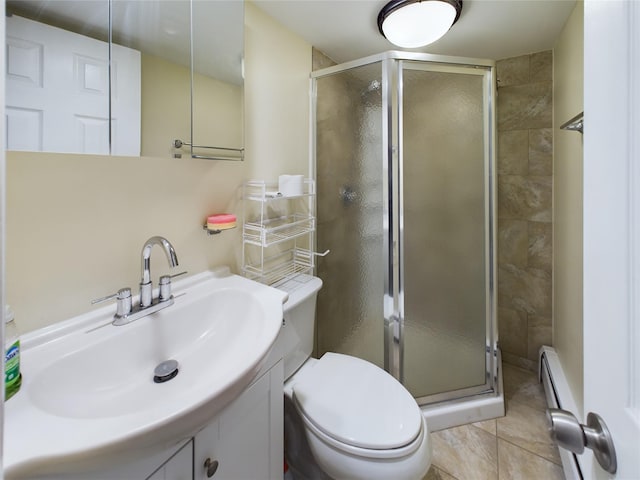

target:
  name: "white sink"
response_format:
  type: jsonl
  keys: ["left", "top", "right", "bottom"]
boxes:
{"left": 4, "top": 268, "right": 287, "bottom": 478}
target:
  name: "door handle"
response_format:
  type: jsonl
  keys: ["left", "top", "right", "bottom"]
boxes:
{"left": 547, "top": 408, "right": 617, "bottom": 474}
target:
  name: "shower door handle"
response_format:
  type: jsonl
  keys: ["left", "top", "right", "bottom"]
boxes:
{"left": 547, "top": 408, "right": 617, "bottom": 474}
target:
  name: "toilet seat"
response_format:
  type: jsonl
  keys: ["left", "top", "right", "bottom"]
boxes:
{"left": 292, "top": 352, "right": 423, "bottom": 456}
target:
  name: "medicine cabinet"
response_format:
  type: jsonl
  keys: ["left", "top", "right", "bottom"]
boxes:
{"left": 5, "top": 0, "right": 244, "bottom": 160}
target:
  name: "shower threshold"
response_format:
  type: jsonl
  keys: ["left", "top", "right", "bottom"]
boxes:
{"left": 421, "top": 349, "right": 505, "bottom": 432}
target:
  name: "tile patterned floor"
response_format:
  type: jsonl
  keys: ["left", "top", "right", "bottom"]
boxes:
{"left": 423, "top": 363, "right": 565, "bottom": 480}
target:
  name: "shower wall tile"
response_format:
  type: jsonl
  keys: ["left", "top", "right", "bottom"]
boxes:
{"left": 529, "top": 51, "right": 553, "bottom": 84}
{"left": 528, "top": 222, "right": 552, "bottom": 271}
{"left": 528, "top": 317, "right": 552, "bottom": 362}
{"left": 529, "top": 128, "right": 553, "bottom": 175}
{"left": 498, "top": 307, "right": 528, "bottom": 358}
{"left": 498, "top": 220, "right": 528, "bottom": 266}
{"left": 496, "top": 55, "right": 529, "bottom": 87}
{"left": 498, "top": 130, "right": 528, "bottom": 175}
{"left": 498, "top": 264, "right": 552, "bottom": 318}
{"left": 497, "top": 51, "right": 553, "bottom": 370}
{"left": 497, "top": 82, "right": 553, "bottom": 131}
{"left": 502, "top": 351, "right": 537, "bottom": 372}
{"left": 497, "top": 175, "right": 552, "bottom": 222}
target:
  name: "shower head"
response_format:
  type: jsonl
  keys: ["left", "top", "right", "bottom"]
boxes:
{"left": 366, "top": 79, "right": 381, "bottom": 92}
{"left": 361, "top": 79, "right": 382, "bottom": 100}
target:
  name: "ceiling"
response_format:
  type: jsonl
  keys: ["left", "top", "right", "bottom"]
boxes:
{"left": 254, "top": 0, "right": 577, "bottom": 63}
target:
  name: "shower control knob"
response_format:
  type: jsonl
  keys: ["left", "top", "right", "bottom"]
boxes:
{"left": 340, "top": 185, "right": 357, "bottom": 205}
{"left": 547, "top": 408, "right": 617, "bottom": 474}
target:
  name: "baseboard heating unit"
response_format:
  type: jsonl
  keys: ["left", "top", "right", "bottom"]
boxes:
{"left": 539, "top": 346, "right": 583, "bottom": 480}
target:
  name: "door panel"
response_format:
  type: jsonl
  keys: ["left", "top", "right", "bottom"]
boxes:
{"left": 315, "top": 62, "right": 385, "bottom": 369}
{"left": 582, "top": 0, "right": 640, "bottom": 477}
{"left": 401, "top": 65, "right": 490, "bottom": 398}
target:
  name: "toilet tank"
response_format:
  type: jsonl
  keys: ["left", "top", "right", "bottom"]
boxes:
{"left": 277, "top": 274, "right": 323, "bottom": 380}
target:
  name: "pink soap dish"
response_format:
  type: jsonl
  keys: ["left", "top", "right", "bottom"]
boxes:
{"left": 203, "top": 213, "right": 237, "bottom": 235}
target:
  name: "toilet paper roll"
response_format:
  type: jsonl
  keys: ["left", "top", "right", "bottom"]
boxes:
{"left": 279, "top": 175, "right": 304, "bottom": 197}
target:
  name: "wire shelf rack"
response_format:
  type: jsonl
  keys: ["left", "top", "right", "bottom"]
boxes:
{"left": 242, "top": 179, "right": 324, "bottom": 286}
{"left": 242, "top": 248, "right": 315, "bottom": 286}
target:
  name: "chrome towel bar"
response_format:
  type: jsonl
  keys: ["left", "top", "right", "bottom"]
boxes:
{"left": 173, "top": 139, "right": 244, "bottom": 161}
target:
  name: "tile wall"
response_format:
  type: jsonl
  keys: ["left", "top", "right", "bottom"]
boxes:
{"left": 496, "top": 51, "right": 554, "bottom": 371}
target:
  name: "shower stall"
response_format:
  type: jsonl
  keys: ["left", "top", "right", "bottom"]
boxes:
{"left": 312, "top": 51, "right": 502, "bottom": 429}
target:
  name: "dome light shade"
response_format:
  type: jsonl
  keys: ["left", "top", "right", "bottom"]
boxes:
{"left": 378, "top": 0, "right": 463, "bottom": 49}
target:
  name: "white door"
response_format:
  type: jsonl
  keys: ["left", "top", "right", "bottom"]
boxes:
{"left": 583, "top": 0, "right": 640, "bottom": 478}
{"left": 5, "top": 15, "right": 140, "bottom": 155}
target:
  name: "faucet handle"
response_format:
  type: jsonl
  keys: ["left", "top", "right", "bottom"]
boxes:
{"left": 159, "top": 271, "right": 188, "bottom": 301}
{"left": 92, "top": 288, "right": 133, "bottom": 318}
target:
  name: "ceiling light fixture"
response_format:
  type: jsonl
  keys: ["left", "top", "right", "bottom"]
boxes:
{"left": 377, "top": 0, "right": 463, "bottom": 49}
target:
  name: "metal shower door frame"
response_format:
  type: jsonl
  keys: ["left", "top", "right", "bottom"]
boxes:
{"left": 394, "top": 59, "right": 499, "bottom": 405}
{"left": 311, "top": 51, "right": 498, "bottom": 406}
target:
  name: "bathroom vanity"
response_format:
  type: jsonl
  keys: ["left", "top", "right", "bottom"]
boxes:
{"left": 4, "top": 269, "right": 286, "bottom": 480}
{"left": 33, "top": 355, "right": 283, "bottom": 480}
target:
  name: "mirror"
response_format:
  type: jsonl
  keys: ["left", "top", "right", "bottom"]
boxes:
{"left": 5, "top": 0, "right": 111, "bottom": 154}
{"left": 111, "top": 0, "right": 191, "bottom": 157}
{"left": 5, "top": 0, "right": 244, "bottom": 159}
{"left": 190, "top": 0, "right": 244, "bottom": 161}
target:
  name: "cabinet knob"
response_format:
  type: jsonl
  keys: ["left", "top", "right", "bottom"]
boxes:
{"left": 204, "top": 458, "right": 219, "bottom": 478}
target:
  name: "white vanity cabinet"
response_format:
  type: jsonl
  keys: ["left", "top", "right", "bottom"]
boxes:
{"left": 30, "top": 359, "right": 283, "bottom": 480}
{"left": 146, "top": 441, "right": 194, "bottom": 480}
{"left": 30, "top": 440, "right": 195, "bottom": 480}
{"left": 194, "top": 360, "right": 284, "bottom": 479}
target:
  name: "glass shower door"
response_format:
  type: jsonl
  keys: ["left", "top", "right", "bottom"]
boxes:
{"left": 399, "top": 62, "right": 493, "bottom": 401}
{"left": 314, "top": 62, "right": 385, "bottom": 369}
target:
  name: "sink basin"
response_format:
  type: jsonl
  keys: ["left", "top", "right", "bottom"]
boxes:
{"left": 4, "top": 268, "right": 288, "bottom": 477}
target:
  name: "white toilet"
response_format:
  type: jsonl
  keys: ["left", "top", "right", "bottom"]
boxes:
{"left": 278, "top": 274, "right": 431, "bottom": 480}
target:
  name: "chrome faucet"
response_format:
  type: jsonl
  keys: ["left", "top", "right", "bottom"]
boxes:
{"left": 140, "top": 236, "right": 179, "bottom": 308}
{"left": 92, "top": 236, "right": 186, "bottom": 326}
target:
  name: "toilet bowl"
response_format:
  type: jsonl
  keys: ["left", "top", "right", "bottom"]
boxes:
{"left": 285, "top": 353, "right": 431, "bottom": 480}
{"left": 278, "top": 274, "right": 431, "bottom": 480}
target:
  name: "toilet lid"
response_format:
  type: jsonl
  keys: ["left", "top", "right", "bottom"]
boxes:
{"left": 292, "top": 353, "right": 422, "bottom": 450}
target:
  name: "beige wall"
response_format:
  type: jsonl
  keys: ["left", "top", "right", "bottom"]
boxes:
{"left": 553, "top": 0, "right": 584, "bottom": 414}
{"left": 6, "top": 2, "right": 311, "bottom": 334}
{"left": 244, "top": 4, "right": 311, "bottom": 180}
